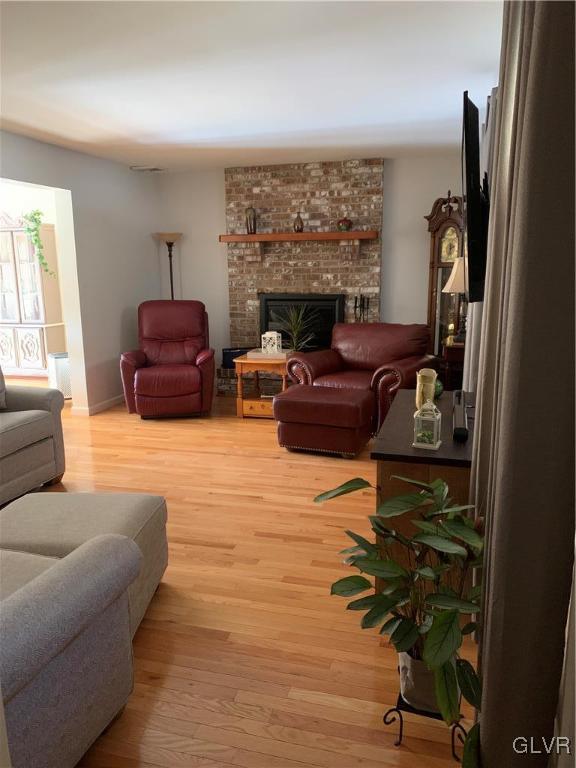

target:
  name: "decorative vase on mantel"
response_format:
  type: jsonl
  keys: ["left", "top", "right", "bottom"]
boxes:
{"left": 245, "top": 206, "right": 257, "bottom": 235}
{"left": 337, "top": 216, "right": 353, "bottom": 231}
{"left": 293, "top": 212, "right": 304, "bottom": 233}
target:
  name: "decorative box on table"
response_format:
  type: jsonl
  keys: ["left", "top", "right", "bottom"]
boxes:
{"left": 261, "top": 331, "right": 283, "bottom": 354}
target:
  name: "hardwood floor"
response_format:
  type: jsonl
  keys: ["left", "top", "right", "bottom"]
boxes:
{"left": 50, "top": 397, "right": 471, "bottom": 768}
{"left": 5, "top": 375, "right": 49, "bottom": 387}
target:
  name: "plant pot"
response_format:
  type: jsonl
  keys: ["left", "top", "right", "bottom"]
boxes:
{"left": 398, "top": 652, "right": 439, "bottom": 714}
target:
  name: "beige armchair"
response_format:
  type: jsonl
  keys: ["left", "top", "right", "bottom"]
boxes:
{"left": 0, "top": 373, "right": 65, "bottom": 505}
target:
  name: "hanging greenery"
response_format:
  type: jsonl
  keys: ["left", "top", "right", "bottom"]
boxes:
{"left": 22, "top": 209, "right": 54, "bottom": 276}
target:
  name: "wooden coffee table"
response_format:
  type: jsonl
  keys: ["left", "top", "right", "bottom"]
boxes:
{"left": 234, "top": 353, "right": 288, "bottom": 418}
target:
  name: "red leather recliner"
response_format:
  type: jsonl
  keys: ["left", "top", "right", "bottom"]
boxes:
{"left": 120, "top": 300, "right": 215, "bottom": 418}
{"left": 287, "top": 322, "right": 436, "bottom": 429}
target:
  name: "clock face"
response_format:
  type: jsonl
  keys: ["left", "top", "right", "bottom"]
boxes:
{"left": 440, "top": 226, "right": 459, "bottom": 263}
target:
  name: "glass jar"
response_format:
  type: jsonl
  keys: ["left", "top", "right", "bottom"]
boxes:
{"left": 413, "top": 400, "right": 442, "bottom": 450}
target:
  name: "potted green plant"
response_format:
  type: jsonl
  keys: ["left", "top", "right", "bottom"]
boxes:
{"left": 270, "top": 304, "right": 319, "bottom": 351}
{"left": 315, "top": 475, "right": 482, "bottom": 765}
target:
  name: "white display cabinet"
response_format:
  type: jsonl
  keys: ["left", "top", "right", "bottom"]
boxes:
{"left": 0, "top": 219, "right": 66, "bottom": 376}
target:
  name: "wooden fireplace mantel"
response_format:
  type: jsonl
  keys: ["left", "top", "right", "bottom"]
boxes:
{"left": 218, "top": 230, "right": 378, "bottom": 243}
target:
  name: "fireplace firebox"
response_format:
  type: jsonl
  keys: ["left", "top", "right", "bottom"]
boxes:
{"left": 259, "top": 293, "right": 345, "bottom": 351}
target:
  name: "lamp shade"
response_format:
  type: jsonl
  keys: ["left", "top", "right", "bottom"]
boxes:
{"left": 153, "top": 232, "right": 182, "bottom": 244}
{"left": 442, "top": 257, "right": 467, "bottom": 294}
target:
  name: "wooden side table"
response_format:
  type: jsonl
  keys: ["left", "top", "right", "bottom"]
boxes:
{"left": 442, "top": 337, "right": 465, "bottom": 390}
{"left": 234, "top": 353, "right": 288, "bottom": 418}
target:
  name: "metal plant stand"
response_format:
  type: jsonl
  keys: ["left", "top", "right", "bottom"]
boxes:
{"left": 451, "top": 722, "right": 469, "bottom": 762}
{"left": 383, "top": 694, "right": 468, "bottom": 763}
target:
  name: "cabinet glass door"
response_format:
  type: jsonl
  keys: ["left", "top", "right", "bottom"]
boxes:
{"left": 433, "top": 266, "right": 458, "bottom": 355}
{"left": 14, "top": 231, "right": 44, "bottom": 323}
{"left": 0, "top": 232, "right": 20, "bottom": 323}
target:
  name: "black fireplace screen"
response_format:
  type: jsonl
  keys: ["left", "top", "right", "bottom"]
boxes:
{"left": 259, "top": 293, "right": 345, "bottom": 350}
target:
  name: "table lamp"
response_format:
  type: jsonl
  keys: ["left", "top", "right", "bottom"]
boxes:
{"left": 442, "top": 256, "right": 467, "bottom": 343}
{"left": 153, "top": 232, "right": 182, "bottom": 300}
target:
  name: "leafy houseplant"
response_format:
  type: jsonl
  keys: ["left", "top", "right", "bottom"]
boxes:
{"left": 315, "top": 475, "right": 483, "bottom": 766}
{"left": 270, "top": 304, "right": 320, "bottom": 351}
{"left": 22, "top": 210, "right": 54, "bottom": 276}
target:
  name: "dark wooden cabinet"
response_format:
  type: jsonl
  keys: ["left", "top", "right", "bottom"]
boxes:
{"left": 425, "top": 193, "right": 465, "bottom": 356}
{"left": 371, "top": 390, "right": 473, "bottom": 570}
{"left": 442, "top": 338, "right": 465, "bottom": 390}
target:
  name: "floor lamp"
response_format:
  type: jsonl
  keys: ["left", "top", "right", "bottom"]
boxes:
{"left": 153, "top": 232, "right": 182, "bottom": 300}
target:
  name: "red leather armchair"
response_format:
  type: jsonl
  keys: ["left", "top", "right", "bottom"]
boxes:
{"left": 287, "top": 322, "right": 436, "bottom": 429}
{"left": 120, "top": 300, "right": 215, "bottom": 418}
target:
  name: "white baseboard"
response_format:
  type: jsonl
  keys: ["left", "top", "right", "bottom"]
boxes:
{"left": 71, "top": 394, "right": 125, "bottom": 416}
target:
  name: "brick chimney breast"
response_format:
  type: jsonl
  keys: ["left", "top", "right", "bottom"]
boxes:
{"left": 224, "top": 159, "right": 383, "bottom": 347}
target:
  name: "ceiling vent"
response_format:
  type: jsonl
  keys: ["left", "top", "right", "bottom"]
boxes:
{"left": 129, "top": 165, "right": 165, "bottom": 173}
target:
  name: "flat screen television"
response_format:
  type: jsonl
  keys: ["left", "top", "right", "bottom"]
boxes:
{"left": 462, "top": 91, "right": 490, "bottom": 302}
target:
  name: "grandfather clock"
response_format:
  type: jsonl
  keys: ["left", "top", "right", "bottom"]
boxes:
{"left": 425, "top": 192, "right": 464, "bottom": 356}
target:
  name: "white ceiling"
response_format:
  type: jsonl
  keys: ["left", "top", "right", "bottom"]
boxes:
{"left": 0, "top": 1, "right": 502, "bottom": 169}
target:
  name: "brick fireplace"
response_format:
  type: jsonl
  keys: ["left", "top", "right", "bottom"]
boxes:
{"left": 224, "top": 159, "right": 383, "bottom": 348}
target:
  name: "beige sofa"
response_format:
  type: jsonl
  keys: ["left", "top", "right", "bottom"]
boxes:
{"left": 0, "top": 492, "right": 168, "bottom": 768}
{"left": 0, "top": 368, "right": 66, "bottom": 506}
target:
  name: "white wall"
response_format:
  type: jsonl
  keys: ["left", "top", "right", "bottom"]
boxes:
{"left": 156, "top": 170, "right": 229, "bottom": 361}
{"left": 1, "top": 131, "right": 460, "bottom": 412}
{"left": 0, "top": 179, "right": 57, "bottom": 222}
{"left": 155, "top": 154, "right": 462, "bottom": 359}
{"left": 380, "top": 152, "right": 462, "bottom": 323}
{"left": 0, "top": 131, "right": 162, "bottom": 411}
